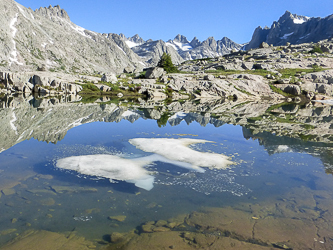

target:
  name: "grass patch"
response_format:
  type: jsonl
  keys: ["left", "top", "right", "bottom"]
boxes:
{"left": 266, "top": 102, "right": 290, "bottom": 112}
{"left": 301, "top": 124, "right": 316, "bottom": 130}
{"left": 278, "top": 66, "right": 325, "bottom": 79}
{"left": 234, "top": 86, "right": 253, "bottom": 96}
{"left": 205, "top": 69, "right": 275, "bottom": 78}
{"left": 269, "top": 84, "right": 294, "bottom": 97}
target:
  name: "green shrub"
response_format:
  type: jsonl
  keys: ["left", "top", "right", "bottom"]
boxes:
{"left": 158, "top": 53, "right": 179, "bottom": 73}
{"left": 309, "top": 45, "right": 323, "bottom": 54}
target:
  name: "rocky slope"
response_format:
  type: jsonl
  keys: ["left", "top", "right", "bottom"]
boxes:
{"left": 0, "top": 0, "right": 144, "bottom": 74}
{"left": 246, "top": 11, "right": 333, "bottom": 49}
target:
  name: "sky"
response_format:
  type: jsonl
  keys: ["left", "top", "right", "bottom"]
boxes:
{"left": 16, "top": 0, "right": 333, "bottom": 44}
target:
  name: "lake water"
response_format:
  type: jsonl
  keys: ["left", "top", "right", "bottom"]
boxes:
{"left": 1, "top": 96, "right": 333, "bottom": 249}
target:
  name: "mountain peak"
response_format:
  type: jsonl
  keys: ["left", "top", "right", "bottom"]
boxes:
{"left": 174, "top": 34, "right": 189, "bottom": 44}
{"left": 35, "top": 5, "right": 70, "bottom": 21}
{"left": 278, "top": 10, "right": 310, "bottom": 24}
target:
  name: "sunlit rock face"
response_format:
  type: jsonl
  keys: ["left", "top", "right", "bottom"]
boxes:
{"left": 129, "top": 138, "right": 233, "bottom": 170}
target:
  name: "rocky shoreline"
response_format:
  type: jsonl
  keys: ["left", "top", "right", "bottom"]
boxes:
{"left": 1, "top": 39, "right": 333, "bottom": 103}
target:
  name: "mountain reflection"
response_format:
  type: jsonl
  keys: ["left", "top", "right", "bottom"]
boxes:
{"left": 1, "top": 94, "right": 333, "bottom": 171}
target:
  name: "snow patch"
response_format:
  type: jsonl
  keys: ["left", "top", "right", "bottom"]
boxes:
{"left": 166, "top": 42, "right": 177, "bottom": 50}
{"left": 121, "top": 110, "right": 138, "bottom": 118}
{"left": 173, "top": 41, "right": 192, "bottom": 51}
{"left": 41, "top": 43, "right": 47, "bottom": 48}
{"left": 125, "top": 40, "right": 143, "bottom": 48}
{"left": 169, "top": 112, "right": 187, "bottom": 120}
{"left": 293, "top": 16, "right": 309, "bottom": 24}
{"left": 9, "top": 13, "right": 23, "bottom": 66}
{"left": 116, "top": 45, "right": 127, "bottom": 55}
{"left": 281, "top": 32, "right": 294, "bottom": 39}
{"left": 298, "top": 33, "right": 311, "bottom": 40}
{"left": 16, "top": 4, "right": 27, "bottom": 18}
{"left": 10, "top": 110, "right": 18, "bottom": 135}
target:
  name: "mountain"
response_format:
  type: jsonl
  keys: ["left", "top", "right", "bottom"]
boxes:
{"left": 0, "top": 0, "right": 144, "bottom": 74}
{"left": 166, "top": 35, "right": 242, "bottom": 60}
{"left": 130, "top": 39, "right": 184, "bottom": 66}
{"left": 246, "top": 11, "right": 333, "bottom": 49}
{"left": 125, "top": 34, "right": 145, "bottom": 48}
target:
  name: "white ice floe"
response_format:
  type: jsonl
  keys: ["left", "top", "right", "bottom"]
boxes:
{"left": 56, "top": 154, "right": 155, "bottom": 190}
{"left": 56, "top": 138, "right": 233, "bottom": 191}
{"left": 129, "top": 138, "right": 233, "bottom": 170}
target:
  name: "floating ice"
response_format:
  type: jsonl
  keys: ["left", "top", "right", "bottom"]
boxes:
{"left": 129, "top": 138, "right": 233, "bottom": 170}
{"left": 56, "top": 154, "right": 155, "bottom": 191}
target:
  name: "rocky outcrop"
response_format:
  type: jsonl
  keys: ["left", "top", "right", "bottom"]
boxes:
{"left": 246, "top": 11, "right": 333, "bottom": 49}
{"left": 0, "top": 71, "right": 96, "bottom": 95}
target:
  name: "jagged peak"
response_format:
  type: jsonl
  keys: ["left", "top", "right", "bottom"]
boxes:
{"left": 278, "top": 10, "right": 310, "bottom": 24}
{"left": 173, "top": 34, "right": 189, "bottom": 43}
{"left": 35, "top": 5, "right": 70, "bottom": 21}
{"left": 128, "top": 34, "right": 145, "bottom": 44}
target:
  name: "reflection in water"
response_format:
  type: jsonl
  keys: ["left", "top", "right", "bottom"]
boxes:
{"left": 1, "top": 96, "right": 333, "bottom": 249}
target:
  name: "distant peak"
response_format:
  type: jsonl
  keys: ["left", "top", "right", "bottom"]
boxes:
{"left": 278, "top": 10, "right": 310, "bottom": 24}
{"left": 174, "top": 34, "right": 189, "bottom": 43}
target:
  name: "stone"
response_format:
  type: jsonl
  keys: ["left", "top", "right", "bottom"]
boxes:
{"left": 259, "top": 42, "right": 270, "bottom": 48}
{"left": 280, "top": 84, "right": 301, "bottom": 96}
{"left": 101, "top": 73, "right": 117, "bottom": 83}
{"left": 108, "top": 215, "right": 126, "bottom": 222}
{"left": 203, "top": 75, "right": 214, "bottom": 81}
{"left": 145, "top": 67, "right": 165, "bottom": 79}
{"left": 1, "top": 230, "right": 95, "bottom": 250}
{"left": 2, "top": 189, "right": 15, "bottom": 195}
{"left": 110, "top": 232, "right": 125, "bottom": 243}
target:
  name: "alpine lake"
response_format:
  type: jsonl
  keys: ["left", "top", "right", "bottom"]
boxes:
{"left": 1, "top": 94, "right": 333, "bottom": 250}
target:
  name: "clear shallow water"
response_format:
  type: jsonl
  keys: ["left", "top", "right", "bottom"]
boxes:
{"left": 1, "top": 100, "right": 333, "bottom": 249}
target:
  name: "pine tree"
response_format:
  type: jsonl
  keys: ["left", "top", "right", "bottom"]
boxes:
{"left": 157, "top": 53, "right": 178, "bottom": 73}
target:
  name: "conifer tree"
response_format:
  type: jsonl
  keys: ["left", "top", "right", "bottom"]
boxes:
{"left": 157, "top": 53, "right": 178, "bottom": 73}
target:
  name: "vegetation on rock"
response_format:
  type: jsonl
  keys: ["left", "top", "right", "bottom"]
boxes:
{"left": 157, "top": 53, "right": 179, "bottom": 73}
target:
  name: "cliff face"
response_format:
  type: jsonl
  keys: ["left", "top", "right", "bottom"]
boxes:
{"left": 0, "top": 0, "right": 144, "bottom": 74}
{"left": 246, "top": 11, "right": 333, "bottom": 49}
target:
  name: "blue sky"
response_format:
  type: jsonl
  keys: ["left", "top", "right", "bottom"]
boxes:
{"left": 16, "top": 0, "right": 333, "bottom": 44}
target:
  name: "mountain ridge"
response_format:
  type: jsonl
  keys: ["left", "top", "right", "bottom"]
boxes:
{"left": 246, "top": 10, "right": 333, "bottom": 49}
